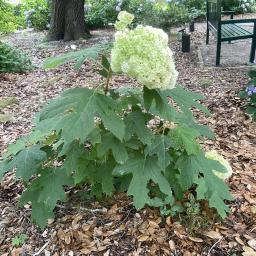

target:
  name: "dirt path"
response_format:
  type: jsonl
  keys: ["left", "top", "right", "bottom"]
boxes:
{"left": 0, "top": 23, "right": 256, "bottom": 255}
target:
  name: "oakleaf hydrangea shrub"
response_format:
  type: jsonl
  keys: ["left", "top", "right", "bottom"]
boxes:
{"left": 0, "top": 41, "right": 33, "bottom": 73}
{"left": 238, "top": 70, "right": 256, "bottom": 120}
{"left": 0, "top": 12, "right": 233, "bottom": 228}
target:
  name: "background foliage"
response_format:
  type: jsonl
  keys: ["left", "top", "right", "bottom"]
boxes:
{"left": 1, "top": 0, "right": 255, "bottom": 33}
{"left": 0, "top": 0, "right": 204, "bottom": 33}
{"left": 0, "top": 41, "right": 33, "bottom": 72}
{"left": 16, "top": 0, "right": 50, "bottom": 30}
{"left": 0, "top": 0, "right": 18, "bottom": 33}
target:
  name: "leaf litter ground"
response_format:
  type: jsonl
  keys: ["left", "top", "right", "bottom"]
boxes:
{"left": 0, "top": 23, "right": 256, "bottom": 256}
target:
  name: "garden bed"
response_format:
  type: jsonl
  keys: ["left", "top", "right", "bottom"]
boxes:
{"left": 0, "top": 21, "right": 256, "bottom": 255}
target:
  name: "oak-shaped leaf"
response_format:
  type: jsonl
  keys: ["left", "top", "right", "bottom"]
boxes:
{"left": 1, "top": 145, "right": 47, "bottom": 182}
{"left": 176, "top": 152, "right": 233, "bottom": 217}
{"left": 145, "top": 134, "right": 172, "bottom": 170}
{"left": 168, "top": 126, "right": 201, "bottom": 155}
{"left": 19, "top": 168, "right": 73, "bottom": 228}
{"left": 113, "top": 153, "right": 173, "bottom": 209}
{"left": 36, "top": 88, "right": 125, "bottom": 144}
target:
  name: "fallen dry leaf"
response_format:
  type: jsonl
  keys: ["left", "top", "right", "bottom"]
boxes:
{"left": 248, "top": 239, "right": 256, "bottom": 251}
{"left": 138, "top": 235, "right": 150, "bottom": 242}
{"left": 168, "top": 240, "right": 176, "bottom": 251}
{"left": 242, "top": 246, "right": 256, "bottom": 256}
{"left": 204, "top": 230, "right": 223, "bottom": 240}
{"left": 188, "top": 236, "right": 204, "bottom": 243}
{"left": 11, "top": 248, "right": 23, "bottom": 256}
{"left": 235, "top": 236, "right": 245, "bottom": 245}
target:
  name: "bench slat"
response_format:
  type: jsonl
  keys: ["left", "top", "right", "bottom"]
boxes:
{"left": 221, "top": 25, "right": 236, "bottom": 37}
{"left": 227, "top": 24, "right": 252, "bottom": 36}
{"left": 221, "top": 23, "right": 252, "bottom": 39}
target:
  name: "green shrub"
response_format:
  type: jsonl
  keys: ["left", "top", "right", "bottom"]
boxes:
{"left": 164, "top": 3, "right": 190, "bottom": 26}
{"left": 122, "top": 0, "right": 156, "bottom": 25}
{"left": 222, "top": 0, "right": 255, "bottom": 13}
{"left": 0, "top": 43, "right": 232, "bottom": 228}
{"left": 85, "top": 0, "right": 191, "bottom": 30}
{"left": 238, "top": 70, "right": 256, "bottom": 120}
{"left": 85, "top": 0, "right": 118, "bottom": 28}
{"left": 182, "top": 0, "right": 206, "bottom": 12}
{"left": 20, "top": 0, "right": 50, "bottom": 30}
{"left": 0, "top": 1, "right": 18, "bottom": 33}
{"left": 0, "top": 41, "right": 33, "bottom": 73}
{"left": 222, "top": 0, "right": 239, "bottom": 11}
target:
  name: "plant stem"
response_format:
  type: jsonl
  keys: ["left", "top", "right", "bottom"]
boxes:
{"left": 104, "top": 70, "right": 112, "bottom": 95}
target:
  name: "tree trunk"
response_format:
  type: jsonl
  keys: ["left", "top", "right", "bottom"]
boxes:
{"left": 47, "top": 0, "right": 90, "bottom": 41}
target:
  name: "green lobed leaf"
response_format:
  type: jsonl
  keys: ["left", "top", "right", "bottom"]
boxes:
{"left": 143, "top": 87, "right": 214, "bottom": 139}
{"left": 62, "top": 141, "right": 85, "bottom": 175}
{"left": 168, "top": 126, "right": 201, "bottom": 155}
{"left": 97, "top": 132, "right": 128, "bottom": 164}
{"left": 36, "top": 88, "right": 125, "bottom": 144}
{"left": 93, "top": 160, "right": 115, "bottom": 195}
{"left": 43, "top": 44, "right": 107, "bottom": 69}
{"left": 165, "top": 85, "right": 210, "bottom": 115}
{"left": 87, "top": 127, "right": 102, "bottom": 146}
{"left": 19, "top": 168, "right": 73, "bottom": 228}
{"left": 145, "top": 134, "right": 172, "bottom": 170}
{"left": 176, "top": 152, "right": 233, "bottom": 217}
{"left": 4, "top": 145, "right": 47, "bottom": 182}
{"left": 143, "top": 87, "right": 178, "bottom": 122}
{"left": 76, "top": 159, "right": 115, "bottom": 195}
{"left": 165, "top": 165, "right": 185, "bottom": 200}
{"left": 99, "top": 55, "right": 112, "bottom": 78}
{"left": 4, "top": 130, "right": 48, "bottom": 158}
{"left": 113, "top": 153, "right": 173, "bottom": 209}
{"left": 124, "top": 110, "right": 154, "bottom": 145}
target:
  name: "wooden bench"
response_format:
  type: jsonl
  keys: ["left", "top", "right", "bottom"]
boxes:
{"left": 206, "top": 0, "right": 256, "bottom": 66}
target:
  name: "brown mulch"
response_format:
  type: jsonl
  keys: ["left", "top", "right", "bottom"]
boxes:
{"left": 0, "top": 20, "right": 256, "bottom": 256}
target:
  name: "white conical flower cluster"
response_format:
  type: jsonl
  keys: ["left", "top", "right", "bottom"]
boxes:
{"left": 111, "top": 11, "right": 178, "bottom": 90}
{"left": 205, "top": 150, "right": 233, "bottom": 180}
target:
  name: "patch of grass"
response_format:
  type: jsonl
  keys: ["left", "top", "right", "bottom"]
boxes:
{"left": 0, "top": 114, "right": 13, "bottom": 123}
{"left": 198, "top": 78, "right": 213, "bottom": 89}
{"left": 0, "top": 97, "right": 18, "bottom": 110}
{"left": 11, "top": 234, "right": 28, "bottom": 247}
{"left": 46, "top": 76, "right": 61, "bottom": 86}
{"left": 179, "top": 196, "right": 219, "bottom": 236}
{"left": 169, "top": 32, "right": 179, "bottom": 41}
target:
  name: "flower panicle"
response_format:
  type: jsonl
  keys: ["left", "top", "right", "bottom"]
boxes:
{"left": 111, "top": 11, "right": 178, "bottom": 91}
{"left": 205, "top": 150, "right": 233, "bottom": 180}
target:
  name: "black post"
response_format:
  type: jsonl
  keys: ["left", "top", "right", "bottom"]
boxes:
{"left": 178, "top": 29, "right": 190, "bottom": 52}
{"left": 182, "top": 33, "right": 190, "bottom": 52}
{"left": 250, "top": 22, "right": 256, "bottom": 63}
{"left": 216, "top": 0, "right": 222, "bottom": 66}
{"left": 206, "top": 0, "right": 209, "bottom": 44}
{"left": 189, "top": 20, "right": 195, "bottom": 32}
